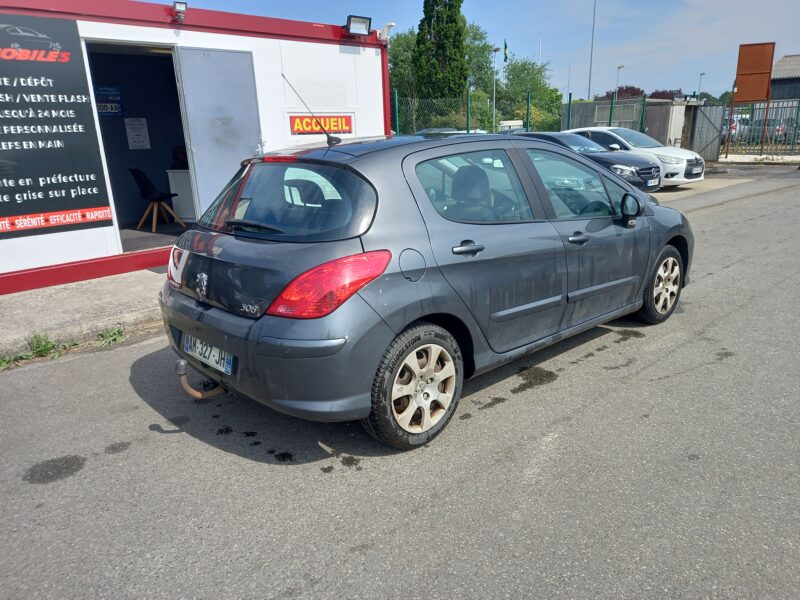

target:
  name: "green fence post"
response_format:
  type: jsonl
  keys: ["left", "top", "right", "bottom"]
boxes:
{"left": 393, "top": 88, "right": 400, "bottom": 134}
{"left": 608, "top": 92, "right": 615, "bottom": 126}
{"left": 791, "top": 101, "right": 800, "bottom": 154}
{"left": 567, "top": 92, "right": 572, "bottom": 130}
{"left": 465, "top": 89, "right": 471, "bottom": 133}
{"left": 639, "top": 94, "right": 647, "bottom": 132}
{"left": 525, "top": 92, "right": 532, "bottom": 131}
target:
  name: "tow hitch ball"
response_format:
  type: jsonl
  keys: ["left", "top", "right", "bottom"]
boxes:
{"left": 174, "top": 359, "right": 225, "bottom": 399}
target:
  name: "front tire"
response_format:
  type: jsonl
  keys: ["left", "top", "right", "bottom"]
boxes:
{"left": 362, "top": 323, "right": 463, "bottom": 450}
{"left": 637, "top": 245, "right": 684, "bottom": 324}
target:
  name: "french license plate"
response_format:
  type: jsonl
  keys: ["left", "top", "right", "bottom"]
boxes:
{"left": 183, "top": 333, "right": 233, "bottom": 375}
{"left": 692, "top": 166, "right": 703, "bottom": 174}
{"left": 647, "top": 178, "right": 659, "bottom": 187}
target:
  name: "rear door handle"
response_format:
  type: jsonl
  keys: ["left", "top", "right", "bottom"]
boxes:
{"left": 567, "top": 232, "right": 589, "bottom": 245}
{"left": 452, "top": 241, "right": 485, "bottom": 256}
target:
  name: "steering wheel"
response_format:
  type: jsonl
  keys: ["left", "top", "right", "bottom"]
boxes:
{"left": 578, "top": 201, "right": 611, "bottom": 216}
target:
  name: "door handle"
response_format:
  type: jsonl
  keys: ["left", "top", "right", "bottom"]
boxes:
{"left": 567, "top": 232, "right": 589, "bottom": 245}
{"left": 452, "top": 240, "right": 485, "bottom": 256}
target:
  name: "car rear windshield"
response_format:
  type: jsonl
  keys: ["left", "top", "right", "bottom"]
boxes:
{"left": 609, "top": 128, "right": 662, "bottom": 148}
{"left": 554, "top": 133, "right": 607, "bottom": 153}
{"left": 197, "top": 161, "right": 377, "bottom": 242}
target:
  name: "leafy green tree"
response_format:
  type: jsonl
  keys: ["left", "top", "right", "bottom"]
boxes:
{"left": 496, "top": 55, "right": 562, "bottom": 131}
{"left": 413, "top": 0, "right": 469, "bottom": 99}
{"left": 718, "top": 91, "right": 734, "bottom": 106}
{"left": 594, "top": 85, "right": 645, "bottom": 100}
{"left": 465, "top": 22, "right": 494, "bottom": 93}
{"left": 388, "top": 29, "right": 417, "bottom": 98}
{"left": 650, "top": 88, "right": 684, "bottom": 100}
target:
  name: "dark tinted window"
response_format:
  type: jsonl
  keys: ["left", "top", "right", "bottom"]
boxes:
{"left": 589, "top": 131, "right": 626, "bottom": 150}
{"left": 198, "top": 162, "right": 377, "bottom": 242}
{"left": 416, "top": 149, "right": 534, "bottom": 223}
{"left": 525, "top": 150, "right": 614, "bottom": 219}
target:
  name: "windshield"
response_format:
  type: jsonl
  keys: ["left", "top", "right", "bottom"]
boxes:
{"left": 553, "top": 133, "right": 607, "bottom": 153}
{"left": 197, "top": 161, "right": 377, "bottom": 242}
{"left": 610, "top": 128, "right": 662, "bottom": 148}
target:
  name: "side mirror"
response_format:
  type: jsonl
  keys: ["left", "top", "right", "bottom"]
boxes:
{"left": 620, "top": 193, "right": 640, "bottom": 227}
{"left": 608, "top": 143, "right": 621, "bottom": 151}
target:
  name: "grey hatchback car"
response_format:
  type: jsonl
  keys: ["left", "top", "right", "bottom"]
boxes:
{"left": 160, "top": 135, "right": 693, "bottom": 449}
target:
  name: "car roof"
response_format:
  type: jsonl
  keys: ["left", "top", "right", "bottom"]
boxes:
{"left": 260, "top": 134, "right": 522, "bottom": 163}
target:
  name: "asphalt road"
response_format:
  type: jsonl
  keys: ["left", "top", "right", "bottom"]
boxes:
{"left": 2, "top": 167, "right": 800, "bottom": 599}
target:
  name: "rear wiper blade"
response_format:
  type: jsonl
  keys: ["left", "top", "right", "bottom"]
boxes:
{"left": 225, "top": 218, "right": 284, "bottom": 234}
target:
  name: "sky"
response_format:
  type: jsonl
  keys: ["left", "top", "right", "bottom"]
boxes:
{"left": 144, "top": 0, "right": 799, "bottom": 99}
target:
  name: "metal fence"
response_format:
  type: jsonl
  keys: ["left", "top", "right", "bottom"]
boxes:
{"left": 688, "top": 104, "right": 725, "bottom": 162}
{"left": 722, "top": 98, "right": 800, "bottom": 156}
{"left": 562, "top": 95, "right": 648, "bottom": 132}
{"left": 390, "top": 89, "right": 561, "bottom": 135}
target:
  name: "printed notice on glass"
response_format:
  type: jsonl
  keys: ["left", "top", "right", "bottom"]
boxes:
{"left": 124, "top": 117, "right": 150, "bottom": 150}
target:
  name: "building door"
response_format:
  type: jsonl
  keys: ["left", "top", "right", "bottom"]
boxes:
{"left": 175, "top": 48, "right": 262, "bottom": 216}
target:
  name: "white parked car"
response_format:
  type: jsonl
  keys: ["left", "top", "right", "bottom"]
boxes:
{"left": 565, "top": 126, "right": 704, "bottom": 187}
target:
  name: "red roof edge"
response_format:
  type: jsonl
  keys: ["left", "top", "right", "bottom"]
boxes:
{"left": 0, "top": 0, "right": 384, "bottom": 47}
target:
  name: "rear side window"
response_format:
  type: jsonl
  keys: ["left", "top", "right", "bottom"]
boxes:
{"left": 415, "top": 149, "right": 534, "bottom": 223}
{"left": 198, "top": 162, "right": 377, "bottom": 242}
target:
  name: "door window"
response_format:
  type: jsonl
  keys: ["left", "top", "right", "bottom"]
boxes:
{"left": 526, "top": 150, "right": 615, "bottom": 219}
{"left": 588, "top": 131, "right": 626, "bottom": 150}
{"left": 602, "top": 176, "right": 628, "bottom": 213}
{"left": 415, "top": 150, "right": 534, "bottom": 223}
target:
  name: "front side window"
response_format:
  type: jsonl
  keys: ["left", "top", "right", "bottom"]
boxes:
{"left": 526, "top": 150, "right": 614, "bottom": 219}
{"left": 197, "top": 161, "right": 377, "bottom": 242}
{"left": 415, "top": 149, "right": 534, "bottom": 223}
{"left": 588, "top": 131, "right": 627, "bottom": 150}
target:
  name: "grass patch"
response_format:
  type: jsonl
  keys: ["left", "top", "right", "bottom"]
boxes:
{"left": 98, "top": 327, "right": 125, "bottom": 347}
{"left": 0, "top": 334, "right": 77, "bottom": 371}
{"left": 28, "top": 333, "right": 56, "bottom": 357}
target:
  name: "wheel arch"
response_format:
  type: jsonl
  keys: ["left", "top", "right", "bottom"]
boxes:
{"left": 665, "top": 235, "right": 689, "bottom": 286}
{"left": 408, "top": 313, "right": 476, "bottom": 378}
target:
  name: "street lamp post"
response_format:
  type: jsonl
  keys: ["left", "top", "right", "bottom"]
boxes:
{"left": 698, "top": 72, "right": 706, "bottom": 97}
{"left": 587, "top": 0, "right": 597, "bottom": 99}
{"left": 616, "top": 64, "right": 624, "bottom": 96}
{"left": 492, "top": 46, "right": 500, "bottom": 132}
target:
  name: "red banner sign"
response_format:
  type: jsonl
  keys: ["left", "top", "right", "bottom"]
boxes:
{"left": 0, "top": 206, "right": 112, "bottom": 233}
{"left": 290, "top": 115, "right": 352, "bottom": 135}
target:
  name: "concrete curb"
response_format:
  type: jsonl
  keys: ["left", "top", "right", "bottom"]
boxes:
{"left": 0, "top": 308, "right": 163, "bottom": 358}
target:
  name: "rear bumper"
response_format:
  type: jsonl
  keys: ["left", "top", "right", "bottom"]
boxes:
{"left": 159, "top": 283, "right": 394, "bottom": 422}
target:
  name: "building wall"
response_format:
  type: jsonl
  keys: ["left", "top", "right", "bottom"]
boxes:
{"left": 772, "top": 78, "right": 800, "bottom": 100}
{"left": 1, "top": 17, "right": 385, "bottom": 273}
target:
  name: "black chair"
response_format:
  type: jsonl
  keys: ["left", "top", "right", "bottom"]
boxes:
{"left": 129, "top": 168, "right": 186, "bottom": 233}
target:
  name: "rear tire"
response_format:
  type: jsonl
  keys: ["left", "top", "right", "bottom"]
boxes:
{"left": 362, "top": 323, "right": 463, "bottom": 450}
{"left": 637, "top": 245, "right": 684, "bottom": 324}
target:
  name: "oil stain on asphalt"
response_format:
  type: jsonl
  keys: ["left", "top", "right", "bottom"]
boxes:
{"left": 613, "top": 329, "right": 645, "bottom": 344}
{"left": 104, "top": 441, "right": 131, "bottom": 455}
{"left": 478, "top": 396, "right": 507, "bottom": 410}
{"left": 511, "top": 366, "right": 558, "bottom": 394}
{"left": 23, "top": 455, "right": 86, "bottom": 484}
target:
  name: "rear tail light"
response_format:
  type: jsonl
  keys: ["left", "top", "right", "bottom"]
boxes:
{"left": 167, "top": 245, "right": 187, "bottom": 289}
{"left": 266, "top": 250, "right": 391, "bottom": 319}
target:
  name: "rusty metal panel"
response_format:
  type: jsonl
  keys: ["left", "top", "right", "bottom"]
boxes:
{"left": 734, "top": 43, "right": 775, "bottom": 103}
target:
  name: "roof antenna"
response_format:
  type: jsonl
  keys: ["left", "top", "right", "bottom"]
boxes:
{"left": 281, "top": 73, "right": 341, "bottom": 148}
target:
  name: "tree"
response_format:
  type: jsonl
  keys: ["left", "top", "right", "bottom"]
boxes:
{"left": 388, "top": 29, "right": 417, "bottom": 98}
{"left": 718, "top": 91, "right": 733, "bottom": 106}
{"left": 413, "top": 0, "right": 469, "bottom": 99}
{"left": 495, "top": 55, "right": 563, "bottom": 130}
{"left": 465, "top": 22, "right": 494, "bottom": 93}
{"left": 650, "top": 88, "right": 684, "bottom": 100}
{"left": 594, "top": 85, "right": 645, "bottom": 100}
{"left": 698, "top": 91, "right": 719, "bottom": 104}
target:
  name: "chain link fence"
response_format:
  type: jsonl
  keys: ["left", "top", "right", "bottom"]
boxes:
{"left": 390, "top": 90, "right": 561, "bottom": 135}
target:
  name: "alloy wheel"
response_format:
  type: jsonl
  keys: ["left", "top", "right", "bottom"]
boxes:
{"left": 391, "top": 343, "right": 456, "bottom": 433}
{"left": 653, "top": 257, "right": 681, "bottom": 314}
